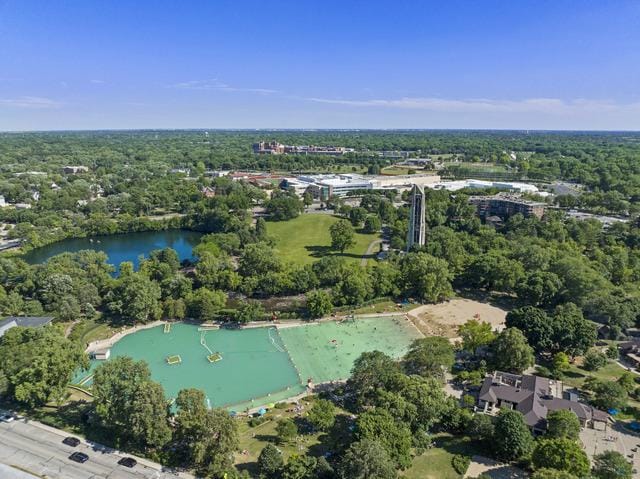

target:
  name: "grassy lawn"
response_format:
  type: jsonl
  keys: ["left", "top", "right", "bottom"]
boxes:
{"left": 562, "top": 359, "right": 640, "bottom": 419}
{"left": 68, "top": 317, "right": 117, "bottom": 347}
{"left": 350, "top": 299, "right": 415, "bottom": 315}
{"left": 235, "top": 396, "right": 351, "bottom": 476}
{"left": 266, "top": 214, "right": 379, "bottom": 266}
{"left": 563, "top": 360, "right": 630, "bottom": 389}
{"left": 402, "top": 434, "right": 479, "bottom": 479}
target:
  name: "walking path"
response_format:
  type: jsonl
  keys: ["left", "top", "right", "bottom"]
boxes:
{"left": 360, "top": 238, "right": 382, "bottom": 266}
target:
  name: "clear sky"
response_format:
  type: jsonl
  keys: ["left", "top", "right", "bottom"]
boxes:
{"left": 0, "top": 0, "right": 639, "bottom": 131}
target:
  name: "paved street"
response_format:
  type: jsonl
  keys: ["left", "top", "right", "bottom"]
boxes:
{"left": 0, "top": 418, "right": 192, "bottom": 479}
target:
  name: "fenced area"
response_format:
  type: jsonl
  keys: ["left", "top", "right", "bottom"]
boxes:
{"left": 72, "top": 317, "right": 422, "bottom": 409}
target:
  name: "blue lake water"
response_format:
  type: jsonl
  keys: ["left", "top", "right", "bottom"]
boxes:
{"left": 23, "top": 229, "right": 203, "bottom": 274}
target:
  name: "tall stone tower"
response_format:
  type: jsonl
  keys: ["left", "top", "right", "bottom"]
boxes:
{"left": 406, "top": 184, "right": 426, "bottom": 250}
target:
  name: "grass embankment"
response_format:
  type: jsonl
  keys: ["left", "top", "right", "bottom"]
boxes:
{"left": 266, "top": 214, "right": 379, "bottom": 266}
{"left": 68, "top": 317, "right": 117, "bottom": 347}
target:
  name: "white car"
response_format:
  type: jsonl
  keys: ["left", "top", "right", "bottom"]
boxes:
{"left": 0, "top": 413, "right": 15, "bottom": 423}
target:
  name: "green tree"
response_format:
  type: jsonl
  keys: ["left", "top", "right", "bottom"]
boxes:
{"left": 255, "top": 217, "right": 268, "bottom": 240}
{"left": 546, "top": 409, "right": 581, "bottom": 440}
{"left": 239, "top": 243, "right": 282, "bottom": 277}
{"left": 531, "top": 469, "right": 578, "bottom": 479}
{"left": 331, "top": 265, "right": 373, "bottom": 306}
{"left": 307, "top": 399, "right": 336, "bottom": 432}
{"left": 492, "top": 409, "right": 534, "bottom": 461}
{"left": 466, "top": 413, "right": 495, "bottom": 444}
{"left": 305, "top": 289, "right": 333, "bottom": 319}
{"left": 583, "top": 348, "right": 609, "bottom": 371}
{"left": 330, "top": 219, "right": 356, "bottom": 253}
{"left": 258, "top": 444, "right": 284, "bottom": 479}
{"left": 92, "top": 357, "right": 170, "bottom": 450}
{"left": 302, "top": 192, "right": 313, "bottom": 208}
{"left": 282, "top": 454, "right": 317, "bottom": 479}
{"left": 107, "top": 272, "right": 161, "bottom": 323}
{"left": 458, "top": 319, "right": 495, "bottom": 354}
{"left": 356, "top": 408, "right": 413, "bottom": 469}
{"left": 348, "top": 351, "right": 402, "bottom": 409}
{"left": 0, "top": 325, "right": 87, "bottom": 407}
{"left": 592, "top": 450, "right": 633, "bottom": 479}
{"left": 173, "top": 388, "right": 239, "bottom": 477}
{"left": 363, "top": 214, "right": 382, "bottom": 233}
{"left": 587, "top": 380, "right": 628, "bottom": 410}
{"left": 505, "top": 307, "right": 553, "bottom": 353}
{"left": 403, "top": 336, "right": 455, "bottom": 380}
{"left": 551, "top": 352, "right": 570, "bottom": 378}
{"left": 400, "top": 252, "right": 453, "bottom": 303}
{"left": 276, "top": 418, "right": 298, "bottom": 444}
{"left": 186, "top": 288, "right": 226, "bottom": 321}
{"left": 349, "top": 207, "right": 368, "bottom": 227}
{"left": 234, "top": 301, "right": 264, "bottom": 323}
{"left": 551, "top": 303, "right": 597, "bottom": 357}
{"left": 532, "top": 438, "right": 590, "bottom": 477}
{"left": 338, "top": 439, "right": 397, "bottom": 479}
{"left": 490, "top": 328, "right": 535, "bottom": 374}
{"left": 265, "top": 190, "right": 303, "bottom": 221}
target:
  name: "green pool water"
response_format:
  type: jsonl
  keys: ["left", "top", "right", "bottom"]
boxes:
{"left": 76, "top": 317, "right": 421, "bottom": 410}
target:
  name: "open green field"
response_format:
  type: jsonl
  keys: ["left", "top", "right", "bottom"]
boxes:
{"left": 401, "top": 434, "right": 478, "bottom": 479}
{"left": 266, "top": 214, "right": 379, "bottom": 266}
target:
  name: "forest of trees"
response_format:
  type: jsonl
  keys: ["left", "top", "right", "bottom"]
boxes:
{"left": 1, "top": 130, "right": 640, "bottom": 478}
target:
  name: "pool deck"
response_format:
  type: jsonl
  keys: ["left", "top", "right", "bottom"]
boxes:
{"left": 85, "top": 311, "right": 424, "bottom": 353}
{"left": 85, "top": 320, "right": 167, "bottom": 353}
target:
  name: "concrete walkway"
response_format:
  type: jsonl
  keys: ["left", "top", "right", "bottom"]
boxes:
{"left": 85, "top": 320, "right": 166, "bottom": 353}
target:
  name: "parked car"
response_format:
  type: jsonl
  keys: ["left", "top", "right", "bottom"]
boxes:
{"left": 0, "top": 413, "right": 14, "bottom": 423}
{"left": 62, "top": 436, "right": 81, "bottom": 447}
{"left": 69, "top": 452, "right": 89, "bottom": 463}
{"left": 118, "top": 457, "right": 137, "bottom": 468}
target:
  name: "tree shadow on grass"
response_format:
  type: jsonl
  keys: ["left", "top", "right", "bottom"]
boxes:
{"left": 433, "top": 434, "right": 481, "bottom": 457}
{"left": 305, "top": 245, "right": 367, "bottom": 260}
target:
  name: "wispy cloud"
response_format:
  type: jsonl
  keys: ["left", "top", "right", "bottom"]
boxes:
{"left": 0, "top": 96, "right": 63, "bottom": 109}
{"left": 90, "top": 79, "right": 107, "bottom": 84}
{"left": 305, "top": 96, "right": 640, "bottom": 114}
{"left": 170, "top": 78, "right": 277, "bottom": 94}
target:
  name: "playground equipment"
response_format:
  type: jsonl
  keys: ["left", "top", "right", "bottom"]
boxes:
{"left": 166, "top": 354, "right": 182, "bottom": 365}
{"left": 201, "top": 330, "right": 223, "bottom": 363}
{"left": 207, "top": 352, "right": 223, "bottom": 363}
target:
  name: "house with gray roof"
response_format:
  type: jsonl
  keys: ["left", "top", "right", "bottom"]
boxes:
{"left": 477, "top": 371, "right": 609, "bottom": 434}
{"left": 0, "top": 316, "right": 54, "bottom": 337}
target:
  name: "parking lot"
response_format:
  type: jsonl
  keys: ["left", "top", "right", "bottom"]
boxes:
{"left": 581, "top": 423, "right": 640, "bottom": 477}
{"left": 0, "top": 417, "right": 193, "bottom": 479}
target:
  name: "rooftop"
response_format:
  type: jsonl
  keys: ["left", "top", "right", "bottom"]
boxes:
{"left": 0, "top": 316, "right": 54, "bottom": 329}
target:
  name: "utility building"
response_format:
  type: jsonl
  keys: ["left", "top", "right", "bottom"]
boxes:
{"left": 407, "top": 184, "right": 426, "bottom": 250}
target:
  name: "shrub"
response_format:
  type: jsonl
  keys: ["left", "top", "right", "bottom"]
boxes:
{"left": 249, "top": 416, "right": 268, "bottom": 427}
{"left": 452, "top": 454, "right": 471, "bottom": 475}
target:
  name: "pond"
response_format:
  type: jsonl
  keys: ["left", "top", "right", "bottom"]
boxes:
{"left": 23, "top": 229, "right": 203, "bottom": 273}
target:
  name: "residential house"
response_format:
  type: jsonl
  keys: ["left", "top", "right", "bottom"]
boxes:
{"left": 0, "top": 316, "right": 54, "bottom": 337}
{"left": 477, "top": 371, "right": 609, "bottom": 434}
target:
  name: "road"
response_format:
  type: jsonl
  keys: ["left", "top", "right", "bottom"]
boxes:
{"left": 0, "top": 419, "right": 193, "bottom": 479}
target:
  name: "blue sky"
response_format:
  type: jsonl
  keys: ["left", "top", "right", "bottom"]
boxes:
{"left": 0, "top": 0, "right": 639, "bottom": 130}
